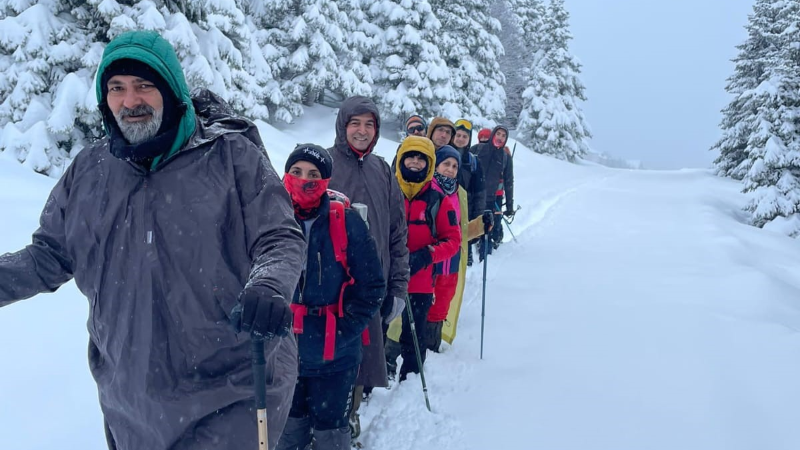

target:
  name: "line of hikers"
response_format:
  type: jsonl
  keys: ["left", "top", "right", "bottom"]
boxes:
{"left": 0, "top": 30, "right": 516, "bottom": 450}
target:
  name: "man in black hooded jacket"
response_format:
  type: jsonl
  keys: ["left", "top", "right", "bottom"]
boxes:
{"left": 327, "top": 96, "right": 410, "bottom": 440}
{"left": 473, "top": 125, "right": 514, "bottom": 255}
{"left": 451, "top": 119, "right": 486, "bottom": 265}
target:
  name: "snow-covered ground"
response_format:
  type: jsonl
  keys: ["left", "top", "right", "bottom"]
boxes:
{"left": 2, "top": 106, "right": 800, "bottom": 450}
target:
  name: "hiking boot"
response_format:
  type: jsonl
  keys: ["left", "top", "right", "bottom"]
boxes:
{"left": 274, "top": 416, "right": 312, "bottom": 450}
{"left": 425, "top": 321, "right": 443, "bottom": 353}
{"left": 385, "top": 338, "right": 401, "bottom": 378}
{"left": 313, "top": 427, "right": 350, "bottom": 450}
{"left": 362, "top": 387, "right": 372, "bottom": 403}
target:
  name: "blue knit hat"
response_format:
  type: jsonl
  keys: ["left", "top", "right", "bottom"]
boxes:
{"left": 435, "top": 145, "right": 460, "bottom": 168}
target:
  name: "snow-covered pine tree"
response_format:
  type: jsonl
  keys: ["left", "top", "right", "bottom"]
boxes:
{"left": 0, "top": 0, "right": 94, "bottom": 176}
{"left": 742, "top": 0, "right": 800, "bottom": 237}
{"left": 337, "top": 0, "right": 378, "bottom": 100}
{"left": 1, "top": 0, "right": 292, "bottom": 176}
{"left": 367, "top": 0, "right": 457, "bottom": 121}
{"left": 270, "top": 0, "right": 372, "bottom": 107}
{"left": 429, "top": 0, "right": 506, "bottom": 126}
{"left": 498, "top": 0, "right": 544, "bottom": 129}
{"left": 516, "top": 0, "right": 591, "bottom": 162}
{"left": 90, "top": 0, "right": 274, "bottom": 119}
{"left": 241, "top": 0, "right": 304, "bottom": 122}
{"left": 712, "top": 0, "right": 789, "bottom": 180}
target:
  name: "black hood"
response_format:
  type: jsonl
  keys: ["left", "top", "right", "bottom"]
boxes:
{"left": 333, "top": 96, "right": 381, "bottom": 158}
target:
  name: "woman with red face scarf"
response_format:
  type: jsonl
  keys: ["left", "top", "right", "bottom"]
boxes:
{"left": 277, "top": 144, "right": 386, "bottom": 450}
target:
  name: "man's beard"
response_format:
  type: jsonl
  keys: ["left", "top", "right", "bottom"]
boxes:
{"left": 114, "top": 104, "right": 163, "bottom": 144}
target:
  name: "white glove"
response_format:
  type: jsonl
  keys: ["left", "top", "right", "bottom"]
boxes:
{"left": 383, "top": 296, "right": 406, "bottom": 324}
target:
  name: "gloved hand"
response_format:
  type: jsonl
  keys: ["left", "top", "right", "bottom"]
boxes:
{"left": 503, "top": 208, "right": 515, "bottom": 217}
{"left": 482, "top": 210, "right": 494, "bottom": 232}
{"left": 230, "top": 285, "right": 292, "bottom": 338}
{"left": 408, "top": 249, "right": 433, "bottom": 276}
{"left": 381, "top": 296, "right": 406, "bottom": 324}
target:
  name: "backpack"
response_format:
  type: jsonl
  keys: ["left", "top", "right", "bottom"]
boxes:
{"left": 462, "top": 150, "right": 479, "bottom": 175}
{"left": 289, "top": 189, "right": 370, "bottom": 361}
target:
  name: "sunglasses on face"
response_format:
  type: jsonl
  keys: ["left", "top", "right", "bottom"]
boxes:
{"left": 407, "top": 125, "right": 426, "bottom": 134}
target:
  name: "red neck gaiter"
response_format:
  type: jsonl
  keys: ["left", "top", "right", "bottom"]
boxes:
{"left": 349, "top": 144, "right": 370, "bottom": 158}
{"left": 492, "top": 135, "right": 506, "bottom": 148}
{"left": 283, "top": 173, "right": 330, "bottom": 219}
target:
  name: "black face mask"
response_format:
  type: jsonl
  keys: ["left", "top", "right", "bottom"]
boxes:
{"left": 399, "top": 154, "right": 429, "bottom": 183}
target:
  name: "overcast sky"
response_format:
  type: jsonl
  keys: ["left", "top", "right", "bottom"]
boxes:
{"left": 565, "top": 0, "right": 754, "bottom": 169}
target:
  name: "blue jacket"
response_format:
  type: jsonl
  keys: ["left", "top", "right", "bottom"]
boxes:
{"left": 292, "top": 195, "right": 386, "bottom": 375}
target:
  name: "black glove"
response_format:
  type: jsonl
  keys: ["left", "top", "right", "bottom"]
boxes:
{"left": 482, "top": 210, "right": 493, "bottom": 232}
{"left": 408, "top": 249, "right": 433, "bottom": 276}
{"left": 230, "top": 285, "right": 292, "bottom": 338}
{"left": 503, "top": 208, "right": 515, "bottom": 217}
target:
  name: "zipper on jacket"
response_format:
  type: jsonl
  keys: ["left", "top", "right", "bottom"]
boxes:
{"left": 298, "top": 271, "right": 306, "bottom": 304}
{"left": 406, "top": 196, "right": 418, "bottom": 224}
{"left": 317, "top": 252, "right": 322, "bottom": 285}
{"left": 141, "top": 178, "right": 150, "bottom": 245}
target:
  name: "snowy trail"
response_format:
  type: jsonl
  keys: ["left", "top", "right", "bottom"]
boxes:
{"left": 356, "top": 171, "right": 616, "bottom": 449}
{"left": 358, "top": 169, "right": 800, "bottom": 450}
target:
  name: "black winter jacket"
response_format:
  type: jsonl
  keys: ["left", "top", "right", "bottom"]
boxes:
{"left": 473, "top": 126, "right": 515, "bottom": 212}
{"left": 455, "top": 146, "right": 486, "bottom": 220}
{"left": 0, "top": 90, "right": 305, "bottom": 450}
{"left": 328, "top": 96, "right": 409, "bottom": 387}
{"left": 293, "top": 196, "right": 386, "bottom": 376}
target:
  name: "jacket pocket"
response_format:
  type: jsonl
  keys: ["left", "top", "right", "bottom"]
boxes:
{"left": 89, "top": 292, "right": 100, "bottom": 335}
{"left": 87, "top": 293, "right": 110, "bottom": 380}
{"left": 170, "top": 288, "right": 242, "bottom": 383}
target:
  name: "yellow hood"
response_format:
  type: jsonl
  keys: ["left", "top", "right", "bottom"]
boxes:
{"left": 395, "top": 136, "right": 436, "bottom": 200}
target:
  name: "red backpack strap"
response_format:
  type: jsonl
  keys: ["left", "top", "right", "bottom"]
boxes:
{"left": 289, "top": 304, "right": 307, "bottom": 334}
{"left": 328, "top": 198, "right": 348, "bottom": 276}
{"left": 328, "top": 198, "right": 355, "bottom": 316}
{"left": 328, "top": 194, "right": 368, "bottom": 347}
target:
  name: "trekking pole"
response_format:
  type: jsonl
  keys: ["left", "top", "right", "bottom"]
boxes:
{"left": 480, "top": 218, "right": 490, "bottom": 360}
{"left": 511, "top": 142, "right": 517, "bottom": 158}
{"left": 252, "top": 336, "right": 269, "bottom": 450}
{"left": 495, "top": 201, "right": 519, "bottom": 244}
{"left": 501, "top": 215, "right": 518, "bottom": 243}
{"left": 404, "top": 295, "right": 432, "bottom": 412}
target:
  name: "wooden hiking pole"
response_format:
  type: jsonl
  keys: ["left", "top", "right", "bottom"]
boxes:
{"left": 252, "top": 336, "right": 268, "bottom": 450}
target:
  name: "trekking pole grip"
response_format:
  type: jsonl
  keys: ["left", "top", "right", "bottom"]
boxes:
{"left": 251, "top": 336, "right": 268, "bottom": 450}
